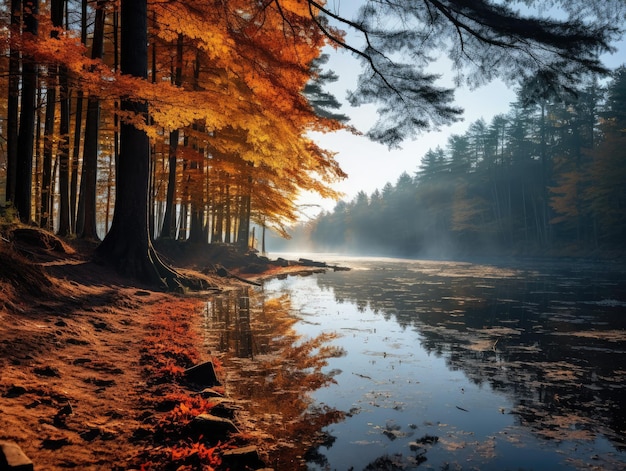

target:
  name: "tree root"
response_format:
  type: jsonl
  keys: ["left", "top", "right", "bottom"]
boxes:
{"left": 95, "top": 235, "right": 214, "bottom": 292}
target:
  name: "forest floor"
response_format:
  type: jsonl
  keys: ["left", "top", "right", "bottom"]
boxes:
{"left": 0, "top": 225, "right": 328, "bottom": 470}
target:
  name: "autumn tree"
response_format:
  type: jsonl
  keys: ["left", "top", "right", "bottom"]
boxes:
{"left": 55, "top": 0, "right": 71, "bottom": 236}
{"left": 158, "top": 33, "right": 183, "bottom": 240}
{"left": 94, "top": 0, "right": 189, "bottom": 289}
{"left": 68, "top": 0, "right": 89, "bottom": 235}
{"left": 40, "top": 0, "right": 67, "bottom": 230}
{"left": 91, "top": 0, "right": 341, "bottom": 286}
{"left": 145, "top": 0, "right": 346, "bottom": 246}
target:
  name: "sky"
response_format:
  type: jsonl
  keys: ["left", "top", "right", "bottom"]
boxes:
{"left": 297, "top": 4, "right": 626, "bottom": 220}
{"left": 303, "top": 52, "right": 515, "bottom": 216}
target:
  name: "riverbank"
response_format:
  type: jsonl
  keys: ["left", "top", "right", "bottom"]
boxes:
{"left": 0, "top": 227, "right": 331, "bottom": 470}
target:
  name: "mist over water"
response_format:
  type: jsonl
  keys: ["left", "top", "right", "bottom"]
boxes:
{"left": 261, "top": 254, "right": 626, "bottom": 470}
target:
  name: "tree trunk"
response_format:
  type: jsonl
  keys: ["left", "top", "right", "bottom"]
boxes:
{"left": 178, "top": 201, "right": 188, "bottom": 239}
{"left": 189, "top": 205, "right": 204, "bottom": 243}
{"left": 69, "top": 0, "right": 88, "bottom": 233}
{"left": 41, "top": 76, "right": 56, "bottom": 229}
{"left": 149, "top": 143, "right": 156, "bottom": 238}
{"left": 224, "top": 183, "right": 231, "bottom": 243}
{"left": 96, "top": 0, "right": 198, "bottom": 290}
{"left": 70, "top": 92, "right": 83, "bottom": 233}
{"left": 34, "top": 86, "right": 43, "bottom": 224}
{"left": 236, "top": 191, "right": 251, "bottom": 251}
{"left": 77, "top": 0, "right": 105, "bottom": 239}
{"left": 236, "top": 164, "right": 253, "bottom": 251}
{"left": 5, "top": 0, "right": 21, "bottom": 205}
{"left": 188, "top": 123, "right": 205, "bottom": 244}
{"left": 148, "top": 17, "right": 157, "bottom": 239}
{"left": 160, "top": 129, "right": 179, "bottom": 238}
{"left": 212, "top": 181, "right": 224, "bottom": 243}
{"left": 15, "top": 0, "right": 39, "bottom": 223}
{"left": 41, "top": 0, "right": 65, "bottom": 231}
{"left": 57, "top": 63, "right": 71, "bottom": 236}
{"left": 76, "top": 95, "right": 100, "bottom": 238}
{"left": 56, "top": 0, "right": 70, "bottom": 234}
{"left": 159, "top": 34, "right": 183, "bottom": 239}
{"left": 105, "top": 154, "right": 114, "bottom": 232}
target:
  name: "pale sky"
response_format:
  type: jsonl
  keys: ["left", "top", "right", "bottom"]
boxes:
{"left": 297, "top": 6, "right": 625, "bottom": 220}
{"left": 301, "top": 49, "right": 515, "bottom": 217}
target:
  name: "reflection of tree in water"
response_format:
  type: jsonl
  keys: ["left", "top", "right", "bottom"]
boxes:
{"left": 315, "top": 262, "right": 626, "bottom": 451}
{"left": 205, "top": 287, "right": 254, "bottom": 358}
{"left": 204, "top": 288, "right": 346, "bottom": 469}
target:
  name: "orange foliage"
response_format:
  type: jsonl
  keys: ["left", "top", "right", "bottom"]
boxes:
{"left": 169, "top": 440, "right": 222, "bottom": 471}
{"left": 133, "top": 298, "right": 239, "bottom": 470}
{"left": 3, "top": 0, "right": 349, "bottom": 237}
{"left": 158, "top": 393, "right": 218, "bottom": 428}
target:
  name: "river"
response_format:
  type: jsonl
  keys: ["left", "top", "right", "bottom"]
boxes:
{"left": 205, "top": 255, "right": 626, "bottom": 470}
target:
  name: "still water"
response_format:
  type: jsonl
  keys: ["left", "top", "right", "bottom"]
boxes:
{"left": 208, "top": 255, "right": 626, "bottom": 470}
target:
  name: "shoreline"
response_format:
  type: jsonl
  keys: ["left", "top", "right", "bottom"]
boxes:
{"left": 0, "top": 229, "right": 335, "bottom": 470}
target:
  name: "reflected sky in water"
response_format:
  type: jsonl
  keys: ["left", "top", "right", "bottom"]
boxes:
{"left": 262, "top": 255, "right": 626, "bottom": 470}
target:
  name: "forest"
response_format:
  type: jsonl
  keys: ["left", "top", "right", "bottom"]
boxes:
{"left": 1, "top": 0, "right": 624, "bottom": 284}
{"left": 0, "top": 0, "right": 348, "bottom": 238}
{"left": 286, "top": 67, "right": 626, "bottom": 259}
{"left": 1, "top": 1, "right": 625, "bottom": 469}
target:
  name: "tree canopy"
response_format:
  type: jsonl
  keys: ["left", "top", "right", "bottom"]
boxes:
{"left": 313, "top": 0, "right": 623, "bottom": 146}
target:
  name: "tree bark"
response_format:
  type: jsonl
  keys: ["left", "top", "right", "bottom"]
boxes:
{"left": 56, "top": 0, "right": 70, "bottom": 235}
{"left": 236, "top": 163, "right": 253, "bottom": 251}
{"left": 15, "top": 0, "right": 39, "bottom": 223}
{"left": 57, "top": 64, "right": 71, "bottom": 235}
{"left": 160, "top": 129, "right": 179, "bottom": 238}
{"left": 188, "top": 124, "right": 206, "bottom": 244}
{"left": 41, "top": 75, "right": 56, "bottom": 229}
{"left": 77, "top": 0, "right": 105, "bottom": 239}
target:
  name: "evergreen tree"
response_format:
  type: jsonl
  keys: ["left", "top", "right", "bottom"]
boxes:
{"left": 585, "top": 67, "right": 626, "bottom": 245}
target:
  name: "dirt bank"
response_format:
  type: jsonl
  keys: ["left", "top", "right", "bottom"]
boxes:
{"left": 0, "top": 227, "right": 327, "bottom": 470}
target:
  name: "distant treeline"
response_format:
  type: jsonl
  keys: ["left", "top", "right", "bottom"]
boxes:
{"left": 273, "top": 67, "right": 626, "bottom": 258}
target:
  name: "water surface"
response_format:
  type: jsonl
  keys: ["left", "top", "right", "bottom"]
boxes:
{"left": 209, "top": 255, "right": 626, "bottom": 470}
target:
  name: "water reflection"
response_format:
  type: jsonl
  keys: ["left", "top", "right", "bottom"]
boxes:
{"left": 203, "top": 288, "right": 344, "bottom": 470}
{"left": 318, "top": 260, "right": 626, "bottom": 447}
{"left": 262, "top": 257, "right": 626, "bottom": 470}
{"left": 205, "top": 287, "right": 254, "bottom": 358}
